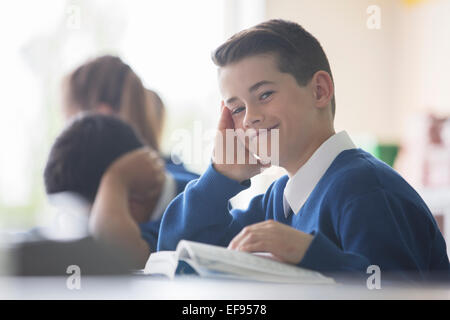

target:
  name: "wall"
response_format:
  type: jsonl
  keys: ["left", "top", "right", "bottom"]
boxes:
{"left": 266, "top": 0, "right": 399, "bottom": 143}
{"left": 265, "top": 0, "right": 450, "bottom": 143}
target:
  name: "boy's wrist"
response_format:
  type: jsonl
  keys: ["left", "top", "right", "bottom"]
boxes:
{"left": 193, "top": 163, "right": 251, "bottom": 202}
{"left": 212, "top": 162, "right": 250, "bottom": 183}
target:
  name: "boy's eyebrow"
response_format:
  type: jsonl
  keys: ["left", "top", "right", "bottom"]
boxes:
{"left": 225, "top": 80, "right": 275, "bottom": 105}
{"left": 249, "top": 80, "right": 274, "bottom": 93}
{"left": 225, "top": 97, "right": 238, "bottom": 105}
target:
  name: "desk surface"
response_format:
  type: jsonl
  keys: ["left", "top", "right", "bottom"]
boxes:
{"left": 1, "top": 275, "right": 449, "bottom": 300}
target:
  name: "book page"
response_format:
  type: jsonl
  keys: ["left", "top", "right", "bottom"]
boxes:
{"left": 143, "top": 251, "right": 179, "bottom": 278}
{"left": 178, "top": 240, "right": 335, "bottom": 284}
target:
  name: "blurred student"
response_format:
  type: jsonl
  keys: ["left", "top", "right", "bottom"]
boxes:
{"left": 45, "top": 114, "right": 168, "bottom": 268}
{"left": 63, "top": 55, "right": 198, "bottom": 187}
{"left": 151, "top": 19, "right": 448, "bottom": 281}
{"left": 62, "top": 55, "right": 199, "bottom": 246}
{"left": 144, "top": 87, "right": 200, "bottom": 181}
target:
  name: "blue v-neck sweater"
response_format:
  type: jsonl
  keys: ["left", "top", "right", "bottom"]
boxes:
{"left": 157, "top": 149, "right": 449, "bottom": 280}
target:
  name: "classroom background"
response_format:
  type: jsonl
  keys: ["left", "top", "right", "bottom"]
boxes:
{"left": 0, "top": 0, "right": 449, "bottom": 255}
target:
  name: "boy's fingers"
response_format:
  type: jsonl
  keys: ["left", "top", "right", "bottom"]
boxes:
{"left": 217, "top": 104, "right": 234, "bottom": 131}
{"left": 214, "top": 105, "right": 236, "bottom": 164}
{"left": 228, "top": 224, "right": 255, "bottom": 250}
{"left": 228, "top": 228, "right": 245, "bottom": 250}
{"left": 229, "top": 227, "right": 267, "bottom": 252}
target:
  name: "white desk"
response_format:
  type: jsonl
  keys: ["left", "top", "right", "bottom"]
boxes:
{"left": 1, "top": 275, "right": 449, "bottom": 300}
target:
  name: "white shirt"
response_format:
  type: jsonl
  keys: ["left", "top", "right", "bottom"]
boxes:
{"left": 282, "top": 131, "right": 356, "bottom": 218}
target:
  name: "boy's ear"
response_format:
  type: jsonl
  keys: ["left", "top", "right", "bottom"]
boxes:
{"left": 311, "top": 71, "right": 334, "bottom": 110}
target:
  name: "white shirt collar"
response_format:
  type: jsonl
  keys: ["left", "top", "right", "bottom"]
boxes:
{"left": 282, "top": 131, "right": 356, "bottom": 217}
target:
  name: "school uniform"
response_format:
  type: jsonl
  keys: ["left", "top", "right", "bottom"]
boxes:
{"left": 139, "top": 158, "right": 199, "bottom": 252}
{"left": 157, "top": 131, "right": 450, "bottom": 281}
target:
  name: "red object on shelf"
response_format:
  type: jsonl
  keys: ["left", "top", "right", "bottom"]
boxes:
{"left": 434, "top": 213, "right": 445, "bottom": 237}
{"left": 422, "top": 115, "right": 450, "bottom": 188}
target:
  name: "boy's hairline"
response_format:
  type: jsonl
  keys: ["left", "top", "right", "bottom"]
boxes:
{"left": 215, "top": 51, "right": 326, "bottom": 88}
{"left": 215, "top": 51, "right": 335, "bottom": 118}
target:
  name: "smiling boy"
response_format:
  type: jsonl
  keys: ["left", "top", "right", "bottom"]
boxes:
{"left": 157, "top": 19, "right": 449, "bottom": 280}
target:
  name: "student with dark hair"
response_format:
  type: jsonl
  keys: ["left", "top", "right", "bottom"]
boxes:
{"left": 62, "top": 55, "right": 199, "bottom": 216}
{"left": 45, "top": 114, "right": 180, "bottom": 268}
{"left": 149, "top": 19, "right": 449, "bottom": 281}
{"left": 60, "top": 56, "right": 199, "bottom": 263}
{"left": 45, "top": 114, "right": 146, "bottom": 205}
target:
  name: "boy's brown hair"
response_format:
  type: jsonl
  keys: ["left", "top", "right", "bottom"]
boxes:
{"left": 212, "top": 19, "right": 335, "bottom": 117}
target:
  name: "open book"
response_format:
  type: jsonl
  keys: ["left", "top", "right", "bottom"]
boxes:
{"left": 144, "top": 240, "right": 335, "bottom": 284}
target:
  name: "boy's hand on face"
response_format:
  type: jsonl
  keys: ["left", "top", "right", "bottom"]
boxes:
{"left": 227, "top": 220, "right": 313, "bottom": 265}
{"left": 103, "top": 147, "right": 165, "bottom": 204}
{"left": 212, "top": 103, "right": 270, "bottom": 182}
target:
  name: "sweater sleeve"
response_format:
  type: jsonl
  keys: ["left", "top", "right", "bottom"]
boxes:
{"left": 157, "top": 164, "right": 268, "bottom": 251}
{"left": 298, "top": 188, "right": 436, "bottom": 279}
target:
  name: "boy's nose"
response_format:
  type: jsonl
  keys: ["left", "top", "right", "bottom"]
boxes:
{"left": 243, "top": 105, "right": 264, "bottom": 129}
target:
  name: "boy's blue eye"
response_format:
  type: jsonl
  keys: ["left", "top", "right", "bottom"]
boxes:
{"left": 232, "top": 107, "right": 245, "bottom": 115}
{"left": 260, "top": 91, "right": 274, "bottom": 100}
